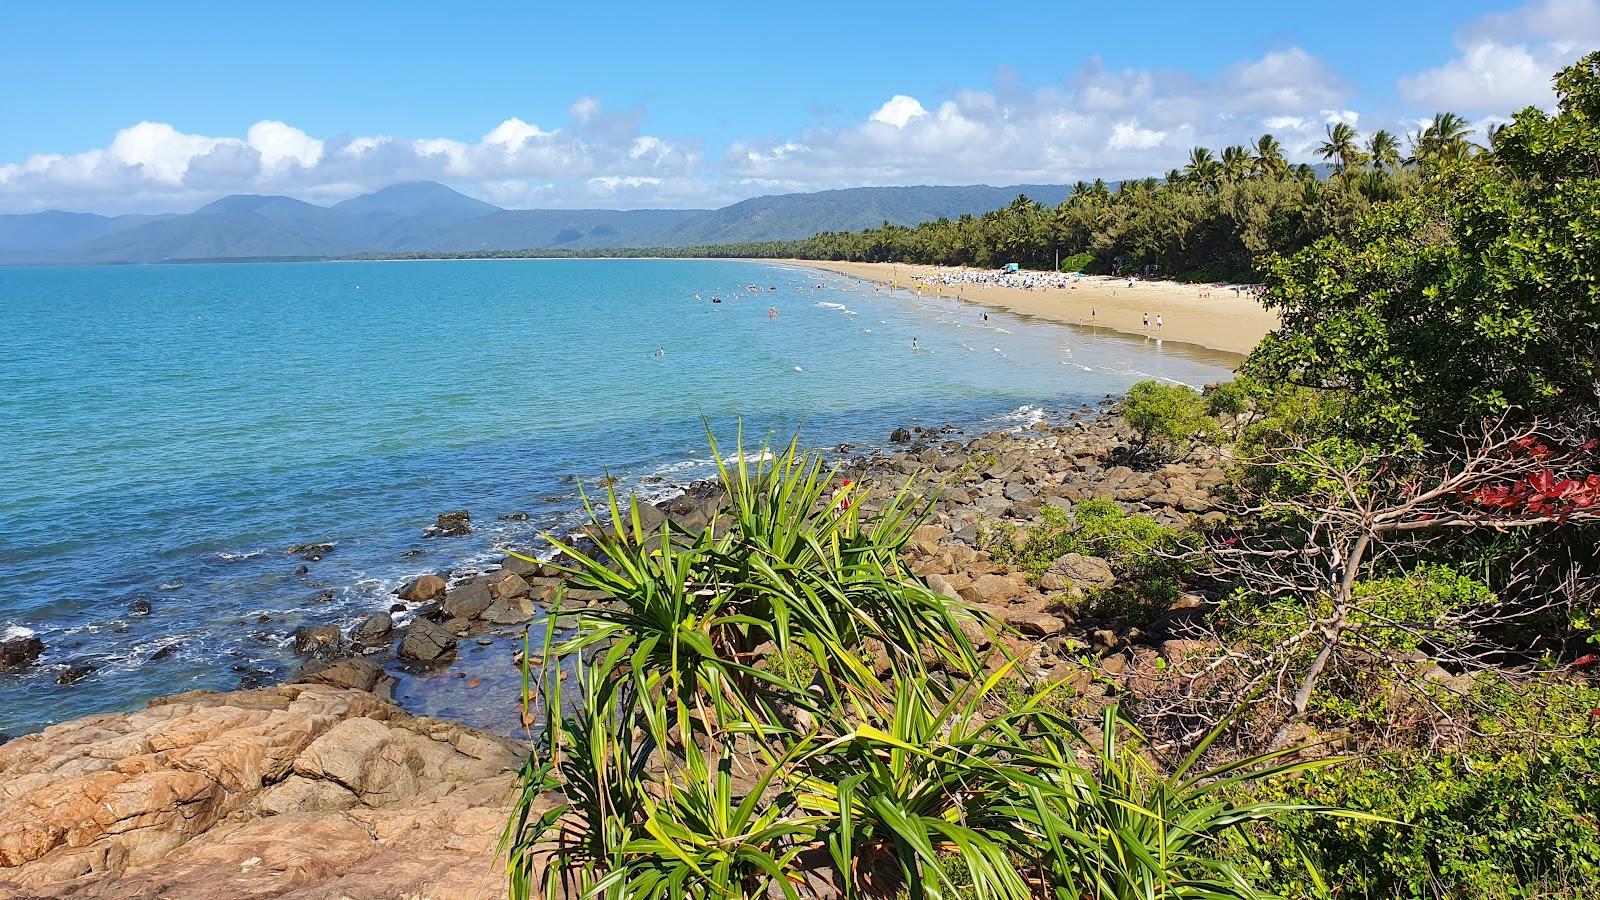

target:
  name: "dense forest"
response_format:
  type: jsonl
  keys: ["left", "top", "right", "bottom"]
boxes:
{"left": 364, "top": 112, "right": 1486, "bottom": 282}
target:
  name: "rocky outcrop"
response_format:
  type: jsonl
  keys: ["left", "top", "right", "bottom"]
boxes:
{"left": 0, "top": 637, "right": 43, "bottom": 671}
{"left": 0, "top": 683, "right": 533, "bottom": 899}
{"left": 397, "top": 574, "right": 447, "bottom": 603}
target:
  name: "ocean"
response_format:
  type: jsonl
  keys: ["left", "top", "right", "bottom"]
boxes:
{"left": 0, "top": 258, "right": 1234, "bottom": 735}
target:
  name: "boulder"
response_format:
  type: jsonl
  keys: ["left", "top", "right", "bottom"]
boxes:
{"left": 54, "top": 661, "right": 96, "bottom": 685}
{"left": 890, "top": 427, "right": 912, "bottom": 443}
{"left": 294, "top": 656, "right": 394, "bottom": 697}
{"left": 129, "top": 599, "right": 152, "bottom": 617}
{"left": 350, "top": 611, "right": 393, "bottom": 644}
{"left": 441, "top": 579, "right": 494, "bottom": 620}
{"left": 1, "top": 635, "right": 43, "bottom": 670}
{"left": 480, "top": 595, "right": 536, "bottom": 626}
{"left": 1004, "top": 610, "right": 1069, "bottom": 637}
{"left": 286, "top": 542, "right": 335, "bottom": 560}
{"left": 396, "top": 619, "right": 455, "bottom": 662}
{"left": 1003, "top": 481, "right": 1035, "bottom": 502}
{"left": 484, "top": 570, "right": 530, "bottom": 601}
{"left": 292, "top": 625, "right": 343, "bottom": 659}
{"left": 396, "top": 574, "right": 446, "bottom": 602}
{"left": 959, "top": 574, "right": 1029, "bottom": 605}
{"left": 427, "top": 509, "right": 471, "bottom": 537}
{"left": 1052, "top": 553, "right": 1116, "bottom": 589}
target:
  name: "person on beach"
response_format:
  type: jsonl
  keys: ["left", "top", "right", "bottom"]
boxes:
{"left": 1142, "top": 313, "right": 1150, "bottom": 330}
{"left": 1156, "top": 315, "right": 1164, "bottom": 332}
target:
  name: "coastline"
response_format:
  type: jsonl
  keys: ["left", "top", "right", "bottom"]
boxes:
{"left": 774, "top": 259, "right": 1277, "bottom": 358}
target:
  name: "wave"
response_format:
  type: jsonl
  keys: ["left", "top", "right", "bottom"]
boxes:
{"left": 3, "top": 625, "right": 36, "bottom": 641}
{"left": 994, "top": 405, "right": 1048, "bottom": 429}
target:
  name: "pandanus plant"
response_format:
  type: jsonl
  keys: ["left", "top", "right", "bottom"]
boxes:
{"left": 500, "top": 432, "right": 1375, "bottom": 899}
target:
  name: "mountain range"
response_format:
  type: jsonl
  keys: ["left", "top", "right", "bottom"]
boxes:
{"left": 0, "top": 181, "right": 1078, "bottom": 265}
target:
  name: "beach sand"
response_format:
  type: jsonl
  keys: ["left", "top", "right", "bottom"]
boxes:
{"left": 778, "top": 260, "right": 1279, "bottom": 357}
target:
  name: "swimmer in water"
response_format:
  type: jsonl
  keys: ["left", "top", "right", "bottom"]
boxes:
{"left": 656, "top": 346, "right": 666, "bottom": 358}
{"left": 911, "top": 338, "right": 920, "bottom": 351}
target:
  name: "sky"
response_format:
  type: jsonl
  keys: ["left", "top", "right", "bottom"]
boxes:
{"left": 1, "top": 0, "right": 1597, "bottom": 214}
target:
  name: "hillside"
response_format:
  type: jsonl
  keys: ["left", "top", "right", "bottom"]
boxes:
{"left": 0, "top": 181, "right": 1081, "bottom": 264}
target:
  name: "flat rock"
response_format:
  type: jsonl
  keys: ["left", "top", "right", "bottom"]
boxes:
{"left": 0, "top": 684, "right": 536, "bottom": 898}
{"left": 480, "top": 595, "right": 536, "bottom": 626}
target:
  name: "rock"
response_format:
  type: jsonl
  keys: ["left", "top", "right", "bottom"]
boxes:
{"left": 890, "top": 427, "right": 912, "bottom": 443}
{"left": 480, "top": 595, "right": 536, "bottom": 626}
{"left": 1003, "top": 481, "right": 1035, "bottom": 502}
{"left": 1091, "top": 628, "right": 1121, "bottom": 652}
{"left": 925, "top": 573, "right": 961, "bottom": 601}
{"left": 287, "top": 542, "right": 335, "bottom": 560}
{"left": 293, "top": 564, "right": 310, "bottom": 575}
{"left": 484, "top": 570, "right": 530, "bottom": 601}
{"left": 397, "top": 618, "right": 455, "bottom": 662}
{"left": 294, "top": 656, "right": 394, "bottom": 696}
{"left": 1, "top": 635, "right": 44, "bottom": 670}
{"left": 959, "top": 574, "right": 1029, "bottom": 605}
{"left": 1037, "top": 572, "right": 1068, "bottom": 591}
{"left": 498, "top": 511, "right": 530, "bottom": 521}
{"left": 129, "top": 599, "right": 152, "bottom": 617}
{"left": 54, "top": 661, "right": 96, "bottom": 685}
{"left": 292, "top": 625, "right": 343, "bottom": 659}
{"left": 441, "top": 580, "right": 494, "bottom": 620}
{"left": 427, "top": 509, "right": 471, "bottom": 537}
{"left": 0, "top": 684, "right": 533, "bottom": 898}
{"left": 1005, "top": 610, "right": 1068, "bottom": 637}
{"left": 350, "top": 611, "right": 393, "bottom": 644}
{"left": 396, "top": 574, "right": 446, "bottom": 602}
{"left": 1052, "top": 553, "right": 1116, "bottom": 590}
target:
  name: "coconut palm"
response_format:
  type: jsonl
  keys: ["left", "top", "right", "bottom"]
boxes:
{"left": 1221, "top": 144, "right": 1253, "bottom": 183}
{"left": 1318, "top": 122, "right": 1366, "bottom": 172}
{"left": 1408, "top": 111, "right": 1477, "bottom": 167}
{"left": 1184, "top": 146, "right": 1222, "bottom": 188}
{"left": 1366, "top": 129, "right": 1402, "bottom": 171}
{"left": 1252, "top": 134, "right": 1288, "bottom": 178}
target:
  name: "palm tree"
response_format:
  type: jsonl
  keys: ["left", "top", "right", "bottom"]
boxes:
{"left": 1164, "top": 168, "right": 1183, "bottom": 185}
{"left": 1366, "top": 129, "right": 1401, "bottom": 171}
{"left": 1183, "top": 146, "right": 1222, "bottom": 188}
{"left": 1408, "top": 112, "right": 1477, "bottom": 167}
{"left": 1252, "top": 134, "right": 1287, "bottom": 178}
{"left": 1318, "top": 122, "right": 1365, "bottom": 172}
{"left": 1221, "top": 145, "right": 1252, "bottom": 183}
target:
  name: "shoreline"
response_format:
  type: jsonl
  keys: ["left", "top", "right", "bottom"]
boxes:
{"left": 773, "top": 259, "right": 1277, "bottom": 358}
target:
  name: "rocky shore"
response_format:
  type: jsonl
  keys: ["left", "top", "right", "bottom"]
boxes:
{"left": 0, "top": 399, "right": 1232, "bottom": 897}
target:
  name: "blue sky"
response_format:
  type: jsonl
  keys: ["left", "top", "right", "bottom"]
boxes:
{"left": 2, "top": 0, "right": 1595, "bottom": 213}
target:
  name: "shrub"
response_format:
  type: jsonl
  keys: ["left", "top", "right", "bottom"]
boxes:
{"left": 1122, "top": 380, "right": 1219, "bottom": 459}
{"left": 1246, "top": 674, "right": 1600, "bottom": 899}
{"left": 1058, "top": 251, "right": 1095, "bottom": 272}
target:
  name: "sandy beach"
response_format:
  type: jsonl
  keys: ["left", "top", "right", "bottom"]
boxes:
{"left": 779, "top": 260, "right": 1279, "bottom": 358}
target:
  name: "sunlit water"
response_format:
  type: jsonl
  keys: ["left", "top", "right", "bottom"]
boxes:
{"left": 0, "top": 258, "right": 1234, "bottom": 734}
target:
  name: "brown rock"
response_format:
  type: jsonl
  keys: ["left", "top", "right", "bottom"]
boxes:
{"left": 484, "top": 570, "right": 530, "bottom": 601}
{"left": 292, "top": 625, "right": 343, "bottom": 659}
{"left": 959, "top": 574, "right": 1029, "bottom": 605}
{"left": 1052, "top": 553, "right": 1116, "bottom": 590}
{"left": 396, "top": 574, "right": 447, "bottom": 603}
{"left": 0, "top": 684, "right": 534, "bottom": 898}
{"left": 1004, "top": 610, "right": 1068, "bottom": 637}
{"left": 480, "top": 595, "right": 536, "bottom": 626}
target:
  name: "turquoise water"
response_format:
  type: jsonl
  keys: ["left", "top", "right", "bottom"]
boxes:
{"left": 0, "top": 259, "right": 1233, "bottom": 734}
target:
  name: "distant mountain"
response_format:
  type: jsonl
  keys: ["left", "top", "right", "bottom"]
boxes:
{"left": 654, "top": 184, "right": 1078, "bottom": 246}
{"left": 0, "top": 181, "right": 1087, "bottom": 264}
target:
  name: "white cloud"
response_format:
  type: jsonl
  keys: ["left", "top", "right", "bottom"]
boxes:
{"left": 0, "top": 104, "right": 703, "bottom": 213}
{"left": 869, "top": 95, "right": 929, "bottom": 129}
{"left": 1107, "top": 121, "right": 1164, "bottom": 151}
{"left": 723, "top": 48, "right": 1353, "bottom": 190}
{"left": 1398, "top": 0, "right": 1600, "bottom": 112}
